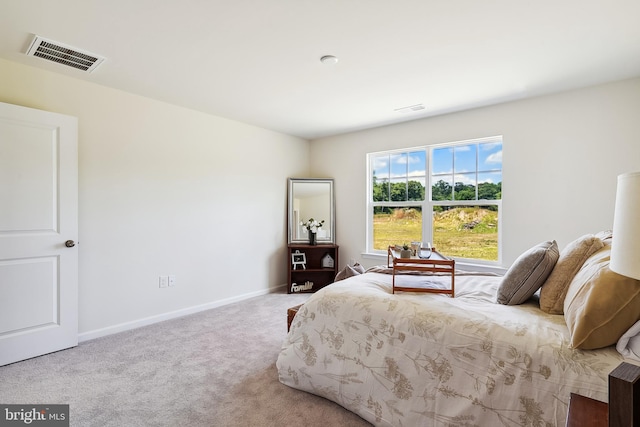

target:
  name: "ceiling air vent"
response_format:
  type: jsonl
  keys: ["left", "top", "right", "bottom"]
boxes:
{"left": 394, "top": 103, "right": 425, "bottom": 113}
{"left": 25, "top": 35, "right": 105, "bottom": 73}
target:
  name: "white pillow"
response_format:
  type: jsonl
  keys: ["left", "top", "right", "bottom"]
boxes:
{"left": 617, "top": 320, "right": 640, "bottom": 361}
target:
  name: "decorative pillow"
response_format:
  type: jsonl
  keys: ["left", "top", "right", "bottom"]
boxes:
{"left": 539, "top": 234, "right": 604, "bottom": 314}
{"left": 564, "top": 246, "right": 640, "bottom": 350}
{"left": 616, "top": 320, "right": 640, "bottom": 361}
{"left": 334, "top": 264, "right": 364, "bottom": 282}
{"left": 595, "top": 229, "right": 613, "bottom": 246}
{"left": 496, "top": 240, "right": 559, "bottom": 305}
{"left": 352, "top": 263, "right": 365, "bottom": 274}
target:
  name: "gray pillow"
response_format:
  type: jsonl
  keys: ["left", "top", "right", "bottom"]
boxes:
{"left": 335, "top": 264, "right": 363, "bottom": 282}
{"left": 497, "top": 240, "right": 559, "bottom": 305}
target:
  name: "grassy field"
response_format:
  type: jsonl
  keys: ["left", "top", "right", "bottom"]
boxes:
{"left": 373, "top": 207, "right": 498, "bottom": 261}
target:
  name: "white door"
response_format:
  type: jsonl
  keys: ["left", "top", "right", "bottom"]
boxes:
{"left": 0, "top": 102, "right": 78, "bottom": 366}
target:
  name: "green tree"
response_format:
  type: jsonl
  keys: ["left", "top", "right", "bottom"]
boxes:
{"left": 432, "top": 180, "right": 452, "bottom": 201}
{"left": 478, "top": 182, "right": 501, "bottom": 200}
{"left": 373, "top": 178, "right": 389, "bottom": 202}
{"left": 390, "top": 182, "right": 406, "bottom": 201}
{"left": 408, "top": 180, "right": 425, "bottom": 201}
{"left": 454, "top": 182, "right": 475, "bottom": 200}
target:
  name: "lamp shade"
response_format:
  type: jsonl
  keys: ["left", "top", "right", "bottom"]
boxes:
{"left": 610, "top": 171, "right": 640, "bottom": 280}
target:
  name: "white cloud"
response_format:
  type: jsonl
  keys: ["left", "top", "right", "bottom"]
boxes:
{"left": 454, "top": 174, "right": 475, "bottom": 185}
{"left": 486, "top": 150, "right": 502, "bottom": 164}
{"left": 407, "top": 154, "right": 423, "bottom": 165}
{"left": 373, "top": 157, "right": 388, "bottom": 169}
{"left": 481, "top": 142, "right": 501, "bottom": 151}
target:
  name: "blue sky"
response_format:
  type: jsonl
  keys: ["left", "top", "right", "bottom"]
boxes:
{"left": 373, "top": 142, "right": 502, "bottom": 185}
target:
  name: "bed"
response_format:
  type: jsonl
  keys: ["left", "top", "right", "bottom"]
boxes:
{"left": 277, "top": 234, "right": 640, "bottom": 426}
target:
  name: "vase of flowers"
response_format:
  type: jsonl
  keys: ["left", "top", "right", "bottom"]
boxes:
{"left": 301, "top": 218, "right": 324, "bottom": 245}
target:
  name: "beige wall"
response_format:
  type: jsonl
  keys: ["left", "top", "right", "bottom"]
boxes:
{"left": 0, "top": 58, "right": 309, "bottom": 338}
{"left": 3, "top": 54, "right": 640, "bottom": 338}
{"left": 310, "top": 77, "right": 640, "bottom": 270}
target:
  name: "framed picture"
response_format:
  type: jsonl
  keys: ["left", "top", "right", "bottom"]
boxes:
{"left": 292, "top": 250, "right": 306, "bottom": 270}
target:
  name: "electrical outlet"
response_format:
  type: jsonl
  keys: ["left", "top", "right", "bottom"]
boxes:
{"left": 159, "top": 276, "right": 168, "bottom": 288}
{"left": 168, "top": 275, "right": 176, "bottom": 287}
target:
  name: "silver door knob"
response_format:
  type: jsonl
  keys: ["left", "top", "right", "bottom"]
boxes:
{"left": 65, "top": 240, "right": 76, "bottom": 248}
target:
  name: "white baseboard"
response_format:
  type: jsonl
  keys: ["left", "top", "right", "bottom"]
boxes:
{"left": 78, "top": 284, "right": 287, "bottom": 343}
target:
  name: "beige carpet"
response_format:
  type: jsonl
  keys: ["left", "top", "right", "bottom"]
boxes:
{"left": 0, "top": 289, "right": 372, "bottom": 427}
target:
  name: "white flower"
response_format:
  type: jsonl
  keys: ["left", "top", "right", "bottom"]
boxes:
{"left": 301, "top": 218, "right": 325, "bottom": 233}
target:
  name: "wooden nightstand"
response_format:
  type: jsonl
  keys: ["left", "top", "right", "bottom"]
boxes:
{"left": 566, "top": 393, "right": 608, "bottom": 427}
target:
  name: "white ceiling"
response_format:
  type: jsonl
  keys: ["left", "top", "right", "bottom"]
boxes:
{"left": 1, "top": 1, "right": 640, "bottom": 140}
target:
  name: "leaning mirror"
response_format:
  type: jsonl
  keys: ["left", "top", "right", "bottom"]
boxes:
{"left": 288, "top": 178, "right": 335, "bottom": 244}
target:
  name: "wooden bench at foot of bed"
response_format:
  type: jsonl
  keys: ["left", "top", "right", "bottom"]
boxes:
{"left": 287, "top": 304, "right": 303, "bottom": 332}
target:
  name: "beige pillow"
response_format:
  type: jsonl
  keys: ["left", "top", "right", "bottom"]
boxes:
{"left": 497, "top": 240, "right": 559, "bottom": 305}
{"left": 564, "top": 246, "right": 640, "bottom": 350}
{"left": 539, "top": 234, "right": 604, "bottom": 314}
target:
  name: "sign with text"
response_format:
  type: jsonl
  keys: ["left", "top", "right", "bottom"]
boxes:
{"left": 290, "top": 281, "right": 313, "bottom": 293}
{"left": 0, "top": 405, "right": 69, "bottom": 426}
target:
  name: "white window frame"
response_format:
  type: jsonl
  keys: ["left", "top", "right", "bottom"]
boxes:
{"left": 366, "top": 136, "right": 503, "bottom": 267}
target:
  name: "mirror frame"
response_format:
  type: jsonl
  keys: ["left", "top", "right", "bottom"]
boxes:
{"left": 288, "top": 178, "right": 335, "bottom": 244}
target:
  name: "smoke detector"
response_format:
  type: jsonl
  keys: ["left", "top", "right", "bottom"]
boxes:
{"left": 25, "top": 35, "right": 105, "bottom": 73}
{"left": 320, "top": 55, "right": 338, "bottom": 64}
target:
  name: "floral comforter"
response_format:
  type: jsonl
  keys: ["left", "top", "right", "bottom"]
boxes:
{"left": 276, "top": 272, "right": 623, "bottom": 426}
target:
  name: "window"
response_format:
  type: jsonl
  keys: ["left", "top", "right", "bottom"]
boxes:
{"left": 367, "top": 136, "right": 502, "bottom": 263}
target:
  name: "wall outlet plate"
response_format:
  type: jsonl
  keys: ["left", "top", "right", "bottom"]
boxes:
{"left": 159, "top": 276, "right": 168, "bottom": 288}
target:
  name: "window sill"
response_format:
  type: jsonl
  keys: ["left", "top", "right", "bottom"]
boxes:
{"left": 361, "top": 252, "right": 507, "bottom": 275}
